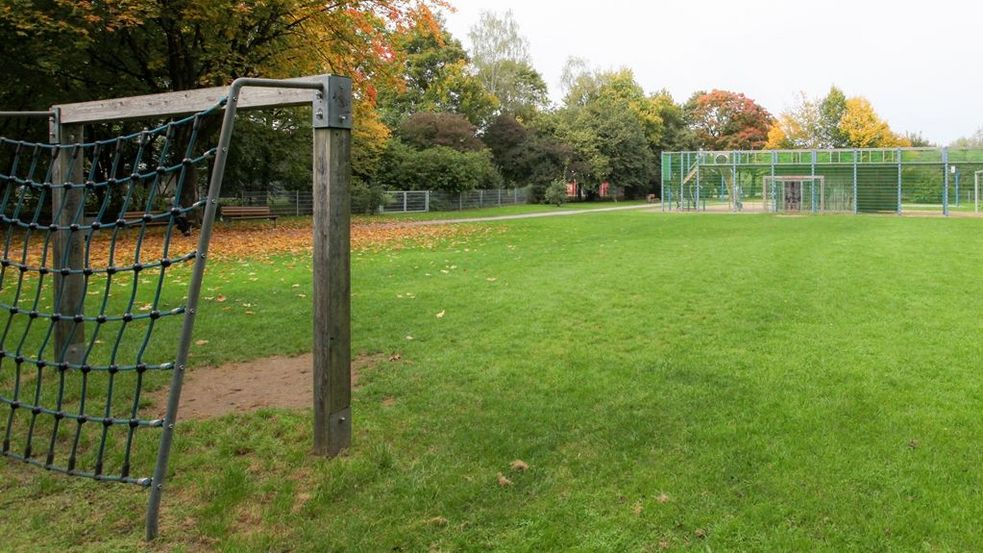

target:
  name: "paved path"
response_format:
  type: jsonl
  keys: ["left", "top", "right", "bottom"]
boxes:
{"left": 380, "top": 203, "right": 660, "bottom": 227}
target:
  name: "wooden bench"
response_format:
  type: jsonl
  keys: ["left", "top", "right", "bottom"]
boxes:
{"left": 123, "top": 211, "right": 169, "bottom": 227}
{"left": 123, "top": 211, "right": 192, "bottom": 235}
{"left": 220, "top": 205, "right": 278, "bottom": 227}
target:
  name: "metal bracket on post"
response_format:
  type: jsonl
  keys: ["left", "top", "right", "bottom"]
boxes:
{"left": 313, "top": 76, "right": 353, "bottom": 130}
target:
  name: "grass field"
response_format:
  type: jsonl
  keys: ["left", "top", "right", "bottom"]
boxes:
{"left": 2, "top": 211, "right": 983, "bottom": 552}
{"left": 357, "top": 199, "right": 650, "bottom": 223}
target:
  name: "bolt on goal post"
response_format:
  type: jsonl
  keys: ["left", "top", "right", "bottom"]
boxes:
{"left": 0, "top": 75, "right": 354, "bottom": 540}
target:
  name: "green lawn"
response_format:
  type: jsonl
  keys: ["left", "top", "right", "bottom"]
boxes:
{"left": 3, "top": 212, "right": 983, "bottom": 551}
{"left": 358, "top": 199, "right": 650, "bottom": 223}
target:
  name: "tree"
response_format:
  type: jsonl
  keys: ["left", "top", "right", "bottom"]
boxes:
{"left": 686, "top": 90, "right": 773, "bottom": 150}
{"left": 378, "top": 17, "right": 497, "bottom": 127}
{"left": 765, "top": 92, "right": 823, "bottom": 149}
{"left": 3, "top": 1, "right": 446, "bottom": 105}
{"left": 483, "top": 114, "right": 574, "bottom": 191}
{"left": 906, "top": 131, "right": 935, "bottom": 148}
{"left": 552, "top": 88, "right": 655, "bottom": 198}
{"left": 650, "top": 90, "right": 692, "bottom": 152}
{"left": 397, "top": 112, "right": 484, "bottom": 152}
{"left": 818, "top": 87, "right": 850, "bottom": 148}
{"left": 2, "top": 0, "right": 443, "bottom": 205}
{"left": 468, "top": 10, "right": 548, "bottom": 119}
{"left": 950, "top": 128, "right": 983, "bottom": 148}
{"left": 375, "top": 140, "right": 501, "bottom": 192}
{"left": 839, "top": 97, "right": 910, "bottom": 148}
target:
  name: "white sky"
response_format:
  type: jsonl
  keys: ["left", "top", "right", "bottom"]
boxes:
{"left": 442, "top": 0, "right": 983, "bottom": 145}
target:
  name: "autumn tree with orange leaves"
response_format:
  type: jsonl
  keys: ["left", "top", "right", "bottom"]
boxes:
{"left": 1, "top": 0, "right": 446, "bottom": 107}
{"left": 685, "top": 90, "right": 773, "bottom": 151}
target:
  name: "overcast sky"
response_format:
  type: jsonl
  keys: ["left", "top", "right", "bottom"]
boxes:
{"left": 442, "top": 0, "right": 982, "bottom": 145}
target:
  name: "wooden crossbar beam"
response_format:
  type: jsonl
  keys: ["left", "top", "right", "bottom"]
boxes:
{"left": 54, "top": 74, "right": 330, "bottom": 124}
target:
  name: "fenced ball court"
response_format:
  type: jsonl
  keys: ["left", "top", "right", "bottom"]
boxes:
{"left": 662, "top": 148, "right": 983, "bottom": 215}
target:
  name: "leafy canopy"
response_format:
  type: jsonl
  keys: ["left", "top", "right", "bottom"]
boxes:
{"left": 686, "top": 90, "right": 773, "bottom": 151}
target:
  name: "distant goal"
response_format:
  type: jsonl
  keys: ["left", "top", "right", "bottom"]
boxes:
{"left": 762, "top": 175, "right": 852, "bottom": 214}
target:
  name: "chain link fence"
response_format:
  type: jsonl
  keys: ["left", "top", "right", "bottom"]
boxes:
{"left": 221, "top": 187, "right": 531, "bottom": 216}
{"left": 381, "top": 188, "right": 530, "bottom": 214}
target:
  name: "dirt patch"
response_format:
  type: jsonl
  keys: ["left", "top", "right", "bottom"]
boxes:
{"left": 153, "top": 352, "right": 387, "bottom": 420}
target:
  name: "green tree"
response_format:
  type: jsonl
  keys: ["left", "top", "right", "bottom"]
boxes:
{"left": 906, "top": 131, "right": 935, "bottom": 148}
{"left": 468, "top": 10, "right": 548, "bottom": 119}
{"left": 379, "top": 18, "right": 497, "bottom": 127}
{"left": 483, "top": 114, "right": 574, "bottom": 193}
{"left": 552, "top": 90, "right": 655, "bottom": 198}
{"left": 950, "top": 128, "right": 983, "bottom": 148}
{"left": 765, "top": 92, "right": 823, "bottom": 149}
{"left": 2, "top": 0, "right": 439, "bottom": 202}
{"left": 818, "top": 87, "right": 850, "bottom": 148}
{"left": 375, "top": 140, "right": 502, "bottom": 192}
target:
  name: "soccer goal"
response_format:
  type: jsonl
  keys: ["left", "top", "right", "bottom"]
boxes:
{"left": 0, "top": 75, "right": 353, "bottom": 539}
{"left": 762, "top": 175, "right": 853, "bottom": 214}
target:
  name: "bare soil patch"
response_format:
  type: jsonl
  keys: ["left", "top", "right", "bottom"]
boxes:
{"left": 153, "top": 352, "right": 387, "bottom": 420}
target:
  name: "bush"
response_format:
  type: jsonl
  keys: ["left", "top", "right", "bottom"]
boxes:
{"left": 351, "top": 178, "right": 388, "bottom": 214}
{"left": 544, "top": 181, "right": 567, "bottom": 206}
{"left": 376, "top": 139, "right": 502, "bottom": 192}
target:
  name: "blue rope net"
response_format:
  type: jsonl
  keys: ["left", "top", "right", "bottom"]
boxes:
{"left": 0, "top": 104, "right": 223, "bottom": 486}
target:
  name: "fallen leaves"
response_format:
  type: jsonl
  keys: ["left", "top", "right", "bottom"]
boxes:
{"left": 6, "top": 219, "right": 504, "bottom": 270}
{"left": 435, "top": 310, "right": 445, "bottom": 319}
{"left": 496, "top": 473, "right": 512, "bottom": 487}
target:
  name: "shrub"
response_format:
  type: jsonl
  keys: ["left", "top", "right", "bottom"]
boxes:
{"left": 544, "top": 180, "right": 567, "bottom": 206}
{"left": 351, "top": 178, "right": 388, "bottom": 214}
{"left": 376, "top": 139, "right": 502, "bottom": 192}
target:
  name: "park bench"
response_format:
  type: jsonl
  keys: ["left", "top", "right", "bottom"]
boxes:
{"left": 122, "top": 211, "right": 193, "bottom": 235}
{"left": 220, "top": 205, "right": 278, "bottom": 226}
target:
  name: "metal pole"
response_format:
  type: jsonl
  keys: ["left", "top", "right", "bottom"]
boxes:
{"left": 897, "top": 148, "right": 903, "bottom": 215}
{"left": 811, "top": 150, "right": 817, "bottom": 214}
{"left": 661, "top": 153, "right": 666, "bottom": 212}
{"left": 853, "top": 149, "right": 859, "bottom": 214}
{"left": 732, "top": 151, "right": 738, "bottom": 211}
{"left": 425, "top": 190, "right": 431, "bottom": 212}
{"left": 146, "top": 76, "right": 332, "bottom": 540}
{"left": 695, "top": 152, "right": 701, "bottom": 211}
{"left": 955, "top": 168, "right": 960, "bottom": 207}
{"left": 976, "top": 171, "right": 981, "bottom": 213}
{"left": 770, "top": 151, "right": 776, "bottom": 212}
{"left": 943, "top": 147, "right": 949, "bottom": 217}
